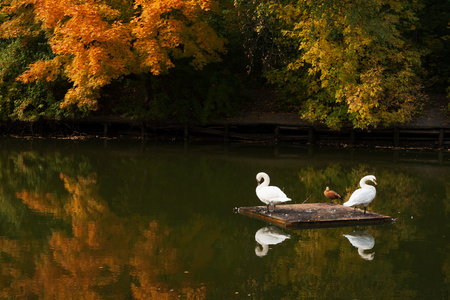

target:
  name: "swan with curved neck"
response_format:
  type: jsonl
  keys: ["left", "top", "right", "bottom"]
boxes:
{"left": 343, "top": 231, "right": 375, "bottom": 261}
{"left": 343, "top": 175, "right": 377, "bottom": 214}
{"left": 256, "top": 172, "right": 291, "bottom": 212}
{"left": 255, "top": 226, "right": 290, "bottom": 257}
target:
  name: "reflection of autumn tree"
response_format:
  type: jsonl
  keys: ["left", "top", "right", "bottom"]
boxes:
{"left": 18, "top": 190, "right": 63, "bottom": 217}
{"left": 9, "top": 172, "right": 209, "bottom": 299}
{"left": 131, "top": 221, "right": 207, "bottom": 299}
{"left": 1, "top": 146, "right": 449, "bottom": 299}
{"left": 256, "top": 228, "right": 417, "bottom": 299}
{"left": 130, "top": 211, "right": 229, "bottom": 299}
{"left": 0, "top": 237, "right": 40, "bottom": 298}
{"left": 0, "top": 149, "right": 231, "bottom": 299}
{"left": 14, "top": 173, "right": 129, "bottom": 298}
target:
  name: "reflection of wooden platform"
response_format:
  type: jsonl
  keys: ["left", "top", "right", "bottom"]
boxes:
{"left": 238, "top": 203, "right": 395, "bottom": 229}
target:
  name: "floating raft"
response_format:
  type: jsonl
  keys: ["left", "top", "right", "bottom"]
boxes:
{"left": 238, "top": 203, "right": 395, "bottom": 229}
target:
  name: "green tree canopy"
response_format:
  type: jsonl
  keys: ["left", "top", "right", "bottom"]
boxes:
{"left": 264, "top": 0, "right": 426, "bottom": 129}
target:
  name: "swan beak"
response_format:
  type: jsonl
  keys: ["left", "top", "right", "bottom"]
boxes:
{"left": 257, "top": 180, "right": 261, "bottom": 186}
{"left": 373, "top": 179, "right": 377, "bottom": 185}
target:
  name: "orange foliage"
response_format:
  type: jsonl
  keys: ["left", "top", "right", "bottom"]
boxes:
{"left": 132, "top": 0, "right": 225, "bottom": 74}
{"left": 0, "top": 238, "right": 39, "bottom": 298}
{"left": 17, "top": 190, "right": 64, "bottom": 217}
{"left": 18, "top": 57, "right": 66, "bottom": 84}
{"left": 130, "top": 221, "right": 207, "bottom": 299}
{"left": 0, "top": 0, "right": 226, "bottom": 111}
{"left": 3, "top": 173, "right": 207, "bottom": 298}
{"left": 34, "top": 173, "right": 126, "bottom": 298}
{"left": 59, "top": 173, "right": 105, "bottom": 220}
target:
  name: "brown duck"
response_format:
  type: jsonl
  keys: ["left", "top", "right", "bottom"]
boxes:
{"left": 324, "top": 186, "right": 342, "bottom": 203}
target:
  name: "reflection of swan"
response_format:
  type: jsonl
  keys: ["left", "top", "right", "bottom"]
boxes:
{"left": 343, "top": 175, "right": 377, "bottom": 214}
{"left": 324, "top": 186, "right": 342, "bottom": 203}
{"left": 343, "top": 231, "right": 375, "bottom": 261}
{"left": 255, "top": 226, "right": 290, "bottom": 257}
{"left": 256, "top": 172, "right": 291, "bottom": 212}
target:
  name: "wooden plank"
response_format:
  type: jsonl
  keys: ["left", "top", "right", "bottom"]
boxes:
{"left": 238, "top": 203, "right": 395, "bottom": 229}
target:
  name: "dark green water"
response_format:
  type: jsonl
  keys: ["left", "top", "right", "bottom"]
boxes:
{"left": 0, "top": 137, "right": 448, "bottom": 299}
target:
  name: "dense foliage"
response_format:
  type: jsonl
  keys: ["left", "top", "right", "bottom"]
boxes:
{"left": 0, "top": 0, "right": 448, "bottom": 128}
{"left": 266, "top": 0, "right": 425, "bottom": 128}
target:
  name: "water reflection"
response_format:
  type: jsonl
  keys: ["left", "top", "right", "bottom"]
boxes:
{"left": 0, "top": 140, "right": 448, "bottom": 299}
{"left": 343, "top": 231, "right": 376, "bottom": 261}
{"left": 2, "top": 169, "right": 207, "bottom": 299}
{"left": 254, "top": 226, "right": 290, "bottom": 257}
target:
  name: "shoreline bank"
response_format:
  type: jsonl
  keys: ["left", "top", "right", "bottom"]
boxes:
{"left": 1, "top": 116, "right": 449, "bottom": 150}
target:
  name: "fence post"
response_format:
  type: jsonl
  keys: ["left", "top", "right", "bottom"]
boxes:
{"left": 394, "top": 127, "right": 399, "bottom": 147}
{"left": 308, "top": 127, "right": 314, "bottom": 144}
{"left": 438, "top": 129, "right": 444, "bottom": 147}
{"left": 274, "top": 125, "right": 279, "bottom": 140}
{"left": 224, "top": 124, "right": 229, "bottom": 142}
{"left": 350, "top": 128, "right": 355, "bottom": 146}
{"left": 103, "top": 123, "right": 108, "bottom": 137}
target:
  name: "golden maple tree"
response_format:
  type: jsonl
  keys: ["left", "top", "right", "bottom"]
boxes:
{"left": 0, "top": 0, "right": 226, "bottom": 111}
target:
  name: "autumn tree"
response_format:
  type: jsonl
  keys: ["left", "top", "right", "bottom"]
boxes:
{"left": 262, "top": 0, "right": 425, "bottom": 129}
{"left": 0, "top": 0, "right": 226, "bottom": 115}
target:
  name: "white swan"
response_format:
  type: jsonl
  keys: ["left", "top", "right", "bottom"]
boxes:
{"left": 255, "top": 226, "right": 290, "bottom": 257}
{"left": 343, "top": 175, "right": 377, "bottom": 214}
{"left": 256, "top": 172, "right": 291, "bottom": 212}
{"left": 343, "top": 231, "right": 375, "bottom": 261}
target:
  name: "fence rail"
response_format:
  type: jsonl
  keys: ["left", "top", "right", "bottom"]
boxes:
{"left": 1, "top": 119, "right": 449, "bottom": 148}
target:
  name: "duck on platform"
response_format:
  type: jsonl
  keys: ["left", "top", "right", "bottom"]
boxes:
{"left": 256, "top": 172, "right": 291, "bottom": 212}
{"left": 323, "top": 186, "right": 342, "bottom": 203}
{"left": 343, "top": 175, "right": 377, "bottom": 214}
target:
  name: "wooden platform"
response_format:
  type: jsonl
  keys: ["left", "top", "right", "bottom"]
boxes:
{"left": 238, "top": 203, "right": 395, "bottom": 229}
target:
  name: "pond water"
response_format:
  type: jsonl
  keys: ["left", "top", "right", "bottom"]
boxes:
{"left": 0, "top": 137, "right": 448, "bottom": 299}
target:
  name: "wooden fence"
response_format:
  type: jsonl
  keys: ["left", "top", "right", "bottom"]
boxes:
{"left": 1, "top": 119, "right": 449, "bottom": 148}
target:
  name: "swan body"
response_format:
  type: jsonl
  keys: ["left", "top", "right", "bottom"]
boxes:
{"left": 255, "top": 226, "right": 290, "bottom": 257}
{"left": 323, "top": 186, "right": 341, "bottom": 203}
{"left": 343, "top": 175, "right": 377, "bottom": 214}
{"left": 343, "top": 231, "right": 375, "bottom": 261}
{"left": 256, "top": 172, "right": 291, "bottom": 212}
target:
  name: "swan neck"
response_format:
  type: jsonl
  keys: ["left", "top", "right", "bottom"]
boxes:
{"left": 255, "top": 243, "right": 269, "bottom": 257}
{"left": 358, "top": 248, "right": 375, "bottom": 260}
{"left": 259, "top": 174, "right": 270, "bottom": 187}
{"left": 360, "top": 177, "right": 371, "bottom": 188}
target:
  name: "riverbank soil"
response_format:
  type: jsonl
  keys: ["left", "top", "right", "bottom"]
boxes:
{"left": 225, "top": 89, "right": 449, "bottom": 128}
{"left": 407, "top": 94, "right": 449, "bottom": 128}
